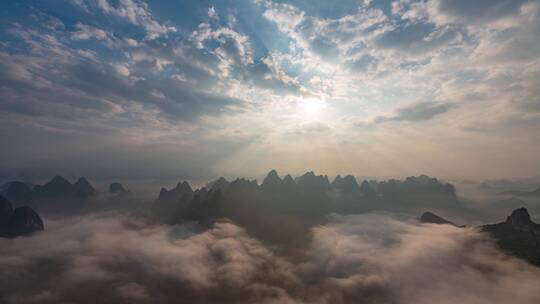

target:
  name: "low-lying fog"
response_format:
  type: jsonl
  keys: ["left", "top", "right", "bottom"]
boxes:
{"left": 1, "top": 212, "right": 540, "bottom": 304}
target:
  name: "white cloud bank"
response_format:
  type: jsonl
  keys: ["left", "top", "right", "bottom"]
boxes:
{"left": 0, "top": 212, "right": 539, "bottom": 303}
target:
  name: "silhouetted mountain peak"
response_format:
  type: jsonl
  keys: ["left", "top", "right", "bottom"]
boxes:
{"left": 302, "top": 171, "right": 316, "bottom": 178}
{"left": 2, "top": 181, "right": 31, "bottom": 192}
{"left": 420, "top": 211, "right": 457, "bottom": 226}
{"left": 283, "top": 174, "right": 294, "bottom": 184}
{"left": 158, "top": 187, "right": 168, "bottom": 196}
{"left": 211, "top": 177, "right": 230, "bottom": 191}
{"left": 50, "top": 175, "right": 71, "bottom": 186}
{"left": 0, "top": 195, "right": 44, "bottom": 238}
{"left": 359, "top": 180, "right": 376, "bottom": 196}
{"left": 263, "top": 169, "right": 281, "bottom": 181}
{"left": 73, "top": 177, "right": 97, "bottom": 197}
{"left": 109, "top": 182, "right": 127, "bottom": 194}
{"left": 379, "top": 175, "right": 457, "bottom": 203}
{"left": 332, "top": 174, "right": 359, "bottom": 192}
{"left": 230, "top": 178, "right": 258, "bottom": 191}
{"left": 405, "top": 175, "right": 439, "bottom": 187}
{"left": 267, "top": 169, "right": 279, "bottom": 179}
{"left": 8, "top": 206, "right": 44, "bottom": 237}
{"left": 75, "top": 177, "right": 89, "bottom": 184}
{"left": 175, "top": 181, "right": 193, "bottom": 193}
{"left": 296, "top": 171, "right": 330, "bottom": 190}
{"left": 482, "top": 207, "right": 540, "bottom": 266}
{"left": 262, "top": 170, "right": 282, "bottom": 190}
{"left": 33, "top": 175, "right": 74, "bottom": 197}
{"left": 158, "top": 181, "right": 193, "bottom": 201}
{"left": 506, "top": 208, "right": 535, "bottom": 230}
{"left": 3, "top": 181, "right": 33, "bottom": 204}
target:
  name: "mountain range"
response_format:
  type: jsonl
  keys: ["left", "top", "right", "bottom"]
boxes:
{"left": 2, "top": 171, "right": 539, "bottom": 266}
{"left": 0, "top": 176, "right": 97, "bottom": 204}
{"left": 152, "top": 170, "right": 462, "bottom": 246}
{"left": 498, "top": 187, "right": 540, "bottom": 197}
{"left": 0, "top": 177, "right": 131, "bottom": 204}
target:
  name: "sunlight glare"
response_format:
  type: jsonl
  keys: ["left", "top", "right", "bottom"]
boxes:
{"left": 298, "top": 98, "right": 326, "bottom": 117}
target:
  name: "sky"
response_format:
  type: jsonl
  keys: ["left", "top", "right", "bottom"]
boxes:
{"left": 0, "top": 0, "right": 539, "bottom": 183}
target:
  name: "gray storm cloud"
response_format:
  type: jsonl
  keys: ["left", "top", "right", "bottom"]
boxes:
{"left": 1, "top": 212, "right": 539, "bottom": 304}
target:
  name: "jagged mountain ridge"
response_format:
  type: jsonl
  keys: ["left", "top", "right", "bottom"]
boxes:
{"left": 1, "top": 176, "right": 98, "bottom": 204}
{"left": 152, "top": 170, "right": 461, "bottom": 246}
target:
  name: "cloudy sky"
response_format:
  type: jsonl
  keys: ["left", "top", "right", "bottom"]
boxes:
{"left": 1, "top": 0, "right": 539, "bottom": 183}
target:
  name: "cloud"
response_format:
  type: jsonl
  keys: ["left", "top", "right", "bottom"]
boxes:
{"left": 431, "top": 0, "right": 532, "bottom": 24}
{"left": 303, "top": 214, "right": 540, "bottom": 303}
{"left": 1, "top": 0, "right": 540, "bottom": 180}
{"left": 70, "top": 22, "right": 110, "bottom": 41}
{"left": 0, "top": 213, "right": 297, "bottom": 303}
{"left": 190, "top": 22, "right": 253, "bottom": 77}
{"left": 0, "top": 20, "right": 247, "bottom": 123}
{"left": 375, "top": 101, "right": 452, "bottom": 123}
{"left": 69, "top": 0, "right": 91, "bottom": 13}
{"left": 247, "top": 54, "right": 304, "bottom": 93}
{"left": 94, "top": 0, "right": 176, "bottom": 40}
{"left": 375, "top": 23, "right": 459, "bottom": 55}
{"left": 208, "top": 6, "right": 218, "bottom": 20}
{"left": 0, "top": 212, "right": 539, "bottom": 303}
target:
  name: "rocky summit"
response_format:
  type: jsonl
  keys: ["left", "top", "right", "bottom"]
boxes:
{"left": 420, "top": 211, "right": 458, "bottom": 226}
{"left": 109, "top": 182, "right": 127, "bottom": 194}
{"left": 0, "top": 195, "right": 44, "bottom": 238}
{"left": 482, "top": 207, "right": 540, "bottom": 266}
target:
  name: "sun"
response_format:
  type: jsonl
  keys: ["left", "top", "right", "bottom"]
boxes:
{"left": 298, "top": 98, "right": 326, "bottom": 117}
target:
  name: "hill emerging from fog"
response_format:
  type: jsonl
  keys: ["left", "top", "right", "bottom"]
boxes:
{"left": 153, "top": 170, "right": 462, "bottom": 246}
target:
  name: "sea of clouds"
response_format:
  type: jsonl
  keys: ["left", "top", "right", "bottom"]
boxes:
{"left": 1, "top": 212, "right": 539, "bottom": 304}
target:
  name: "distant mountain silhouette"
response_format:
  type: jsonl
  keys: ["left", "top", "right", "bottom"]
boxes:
{"left": 209, "top": 177, "right": 230, "bottom": 191}
{"left": 33, "top": 176, "right": 74, "bottom": 198}
{"left": 2, "top": 181, "right": 34, "bottom": 204}
{"left": 379, "top": 175, "right": 457, "bottom": 198}
{"left": 1, "top": 176, "right": 97, "bottom": 205}
{"left": 482, "top": 208, "right": 540, "bottom": 266}
{"left": 498, "top": 187, "right": 540, "bottom": 197}
{"left": 153, "top": 181, "right": 196, "bottom": 224}
{"left": 152, "top": 170, "right": 464, "bottom": 246}
{"left": 359, "top": 180, "right": 376, "bottom": 196}
{"left": 0, "top": 181, "right": 34, "bottom": 193}
{"left": 73, "top": 177, "right": 97, "bottom": 197}
{"left": 261, "top": 169, "right": 283, "bottom": 192}
{"left": 0, "top": 195, "right": 44, "bottom": 237}
{"left": 158, "top": 181, "right": 193, "bottom": 202}
{"left": 420, "top": 211, "right": 459, "bottom": 226}
{"left": 332, "top": 175, "right": 359, "bottom": 192}
{"left": 109, "top": 182, "right": 127, "bottom": 194}
{"left": 296, "top": 171, "right": 331, "bottom": 192}
{"left": 504, "top": 208, "right": 540, "bottom": 234}
{"left": 8, "top": 206, "right": 44, "bottom": 237}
